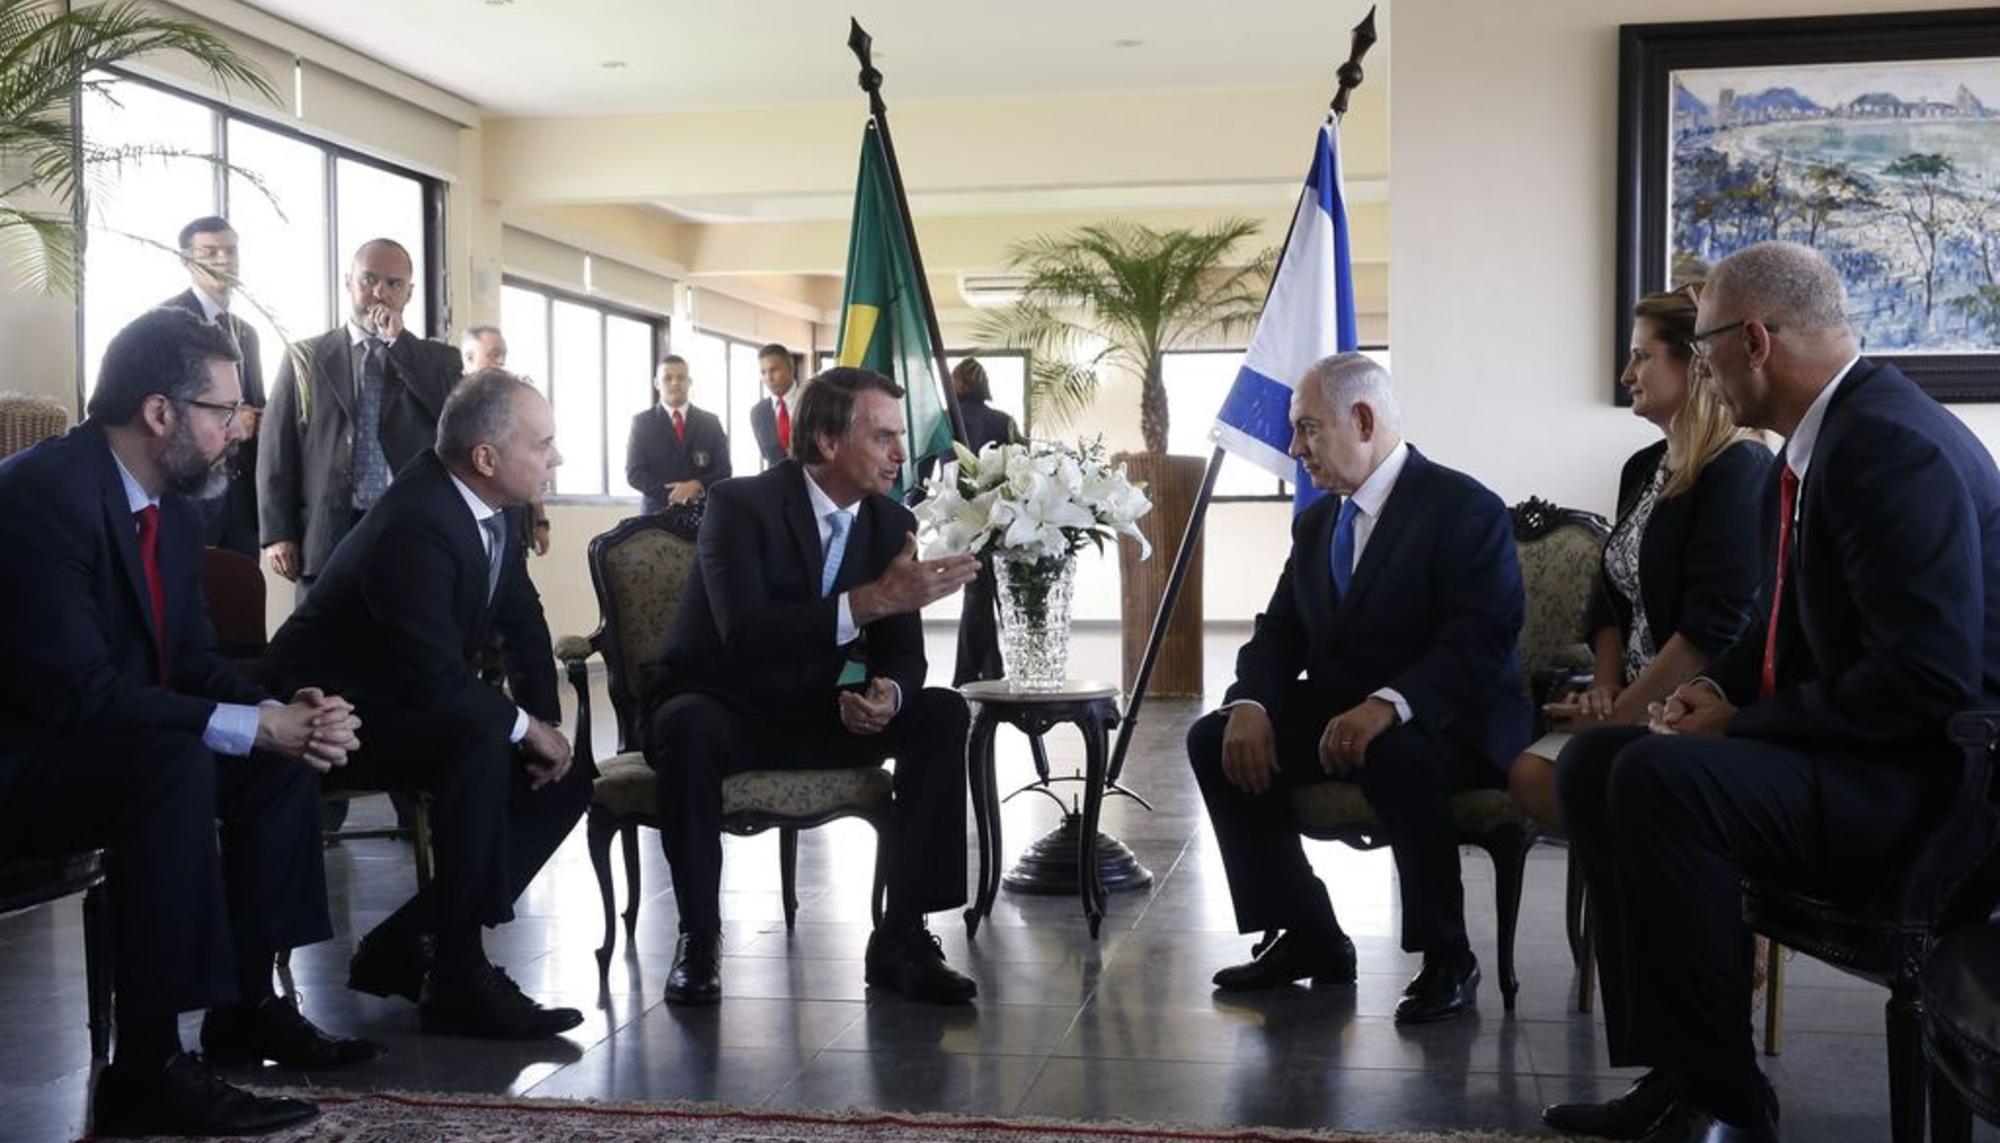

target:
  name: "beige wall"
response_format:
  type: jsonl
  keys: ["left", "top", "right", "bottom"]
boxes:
{"left": 1391, "top": 0, "right": 2000, "bottom": 519}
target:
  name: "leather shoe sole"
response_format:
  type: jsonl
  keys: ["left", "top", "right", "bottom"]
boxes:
{"left": 1394, "top": 961, "right": 1480, "bottom": 1024}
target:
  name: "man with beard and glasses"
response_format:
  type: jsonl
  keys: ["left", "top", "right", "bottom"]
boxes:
{"left": 0, "top": 307, "right": 377, "bottom": 1138}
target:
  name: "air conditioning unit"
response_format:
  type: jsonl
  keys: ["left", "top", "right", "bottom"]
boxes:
{"left": 958, "top": 273, "right": 1030, "bottom": 309}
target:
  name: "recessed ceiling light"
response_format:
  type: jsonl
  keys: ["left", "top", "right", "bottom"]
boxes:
{"left": 484, "top": 0, "right": 512, "bottom": 6}
{"left": 601, "top": 60, "right": 627, "bottom": 69}
{"left": 1112, "top": 37, "right": 1144, "bottom": 49}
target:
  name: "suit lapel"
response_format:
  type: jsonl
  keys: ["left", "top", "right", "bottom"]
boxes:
{"left": 316, "top": 333, "right": 355, "bottom": 422}
{"left": 778, "top": 465, "right": 824, "bottom": 589}
{"left": 834, "top": 499, "right": 879, "bottom": 597}
{"left": 1335, "top": 449, "right": 1428, "bottom": 622}
{"left": 1299, "top": 499, "right": 1340, "bottom": 636}
{"left": 91, "top": 431, "right": 161, "bottom": 671}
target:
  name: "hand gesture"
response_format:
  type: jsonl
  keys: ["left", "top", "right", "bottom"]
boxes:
{"left": 366, "top": 302, "right": 405, "bottom": 341}
{"left": 1648, "top": 679, "right": 1733, "bottom": 738}
{"left": 851, "top": 533, "right": 979, "bottom": 624}
{"left": 838, "top": 677, "right": 899, "bottom": 736}
{"left": 521, "top": 718, "right": 574, "bottom": 789}
{"left": 264, "top": 540, "right": 301, "bottom": 582}
{"left": 666, "top": 479, "right": 703, "bottom": 506}
{"left": 1318, "top": 697, "right": 1399, "bottom": 776}
{"left": 257, "top": 687, "right": 362, "bottom": 773}
{"left": 1220, "top": 703, "right": 1280, "bottom": 795}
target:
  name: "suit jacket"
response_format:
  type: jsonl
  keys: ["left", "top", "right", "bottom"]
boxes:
{"left": 748, "top": 396, "right": 791, "bottom": 468}
{"left": 0, "top": 422, "right": 267, "bottom": 800}
{"left": 1708, "top": 359, "right": 2000, "bottom": 762}
{"left": 1586, "top": 437, "right": 1773, "bottom": 661}
{"left": 258, "top": 325, "right": 461, "bottom": 577}
{"left": 263, "top": 450, "right": 558, "bottom": 728}
{"left": 1225, "top": 446, "right": 1531, "bottom": 772}
{"left": 162, "top": 290, "right": 266, "bottom": 554}
{"left": 627, "top": 404, "right": 731, "bottom": 514}
{"left": 640, "top": 460, "right": 925, "bottom": 720}
{"left": 958, "top": 399, "right": 1018, "bottom": 451}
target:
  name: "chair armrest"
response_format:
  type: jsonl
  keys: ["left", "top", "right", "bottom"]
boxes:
{"left": 555, "top": 635, "right": 593, "bottom": 664}
{"left": 1903, "top": 708, "right": 2000, "bottom": 926}
{"left": 556, "top": 635, "right": 599, "bottom": 770}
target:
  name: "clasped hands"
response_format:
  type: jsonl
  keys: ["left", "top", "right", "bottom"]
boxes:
{"left": 838, "top": 678, "right": 899, "bottom": 737}
{"left": 1219, "top": 697, "right": 1399, "bottom": 795}
{"left": 255, "top": 687, "right": 361, "bottom": 773}
{"left": 1646, "top": 679, "right": 1734, "bottom": 738}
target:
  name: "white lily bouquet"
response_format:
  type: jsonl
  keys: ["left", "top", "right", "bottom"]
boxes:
{"left": 915, "top": 437, "right": 1153, "bottom": 687}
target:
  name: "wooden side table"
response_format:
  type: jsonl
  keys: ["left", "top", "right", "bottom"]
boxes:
{"left": 961, "top": 679, "right": 1128, "bottom": 939}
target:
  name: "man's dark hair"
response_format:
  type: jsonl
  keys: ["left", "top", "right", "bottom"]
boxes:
{"left": 659, "top": 353, "right": 687, "bottom": 369}
{"left": 177, "top": 215, "right": 232, "bottom": 250}
{"left": 437, "top": 368, "right": 535, "bottom": 466}
{"left": 951, "top": 357, "right": 992, "bottom": 403}
{"left": 756, "top": 343, "right": 792, "bottom": 363}
{"left": 794, "top": 367, "right": 904, "bottom": 465}
{"left": 87, "top": 307, "right": 241, "bottom": 426}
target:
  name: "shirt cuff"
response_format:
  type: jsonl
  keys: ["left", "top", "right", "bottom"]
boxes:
{"left": 204, "top": 702, "right": 264, "bottom": 757}
{"left": 1221, "top": 699, "right": 1267, "bottom": 717}
{"left": 511, "top": 707, "right": 531, "bottom": 744}
{"left": 886, "top": 680, "right": 903, "bottom": 714}
{"left": 1370, "top": 688, "right": 1412, "bottom": 724}
{"left": 1688, "top": 676, "right": 1729, "bottom": 701}
{"left": 835, "top": 592, "right": 859, "bottom": 645}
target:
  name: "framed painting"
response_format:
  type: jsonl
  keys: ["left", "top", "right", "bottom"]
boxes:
{"left": 1617, "top": 9, "right": 2000, "bottom": 402}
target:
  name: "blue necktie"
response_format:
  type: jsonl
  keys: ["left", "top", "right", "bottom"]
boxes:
{"left": 353, "top": 337, "right": 391, "bottom": 509}
{"left": 821, "top": 509, "right": 852, "bottom": 597}
{"left": 1330, "top": 498, "right": 1359, "bottom": 598}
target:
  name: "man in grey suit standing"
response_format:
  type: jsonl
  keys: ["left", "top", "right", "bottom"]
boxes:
{"left": 259, "top": 238, "right": 462, "bottom": 593}
{"left": 161, "top": 216, "right": 264, "bottom": 557}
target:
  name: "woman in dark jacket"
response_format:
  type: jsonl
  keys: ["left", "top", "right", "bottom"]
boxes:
{"left": 1507, "top": 286, "right": 1773, "bottom": 828}
{"left": 948, "top": 357, "right": 1021, "bottom": 685}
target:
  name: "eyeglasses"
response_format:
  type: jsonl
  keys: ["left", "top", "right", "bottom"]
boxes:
{"left": 178, "top": 397, "right": 245, "bottom": 428}
{"left": 1688, "top": 318, "right": 1778, "bottom": 362}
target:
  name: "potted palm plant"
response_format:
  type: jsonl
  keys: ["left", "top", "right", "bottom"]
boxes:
{"left": 2, "top": 0, "right": 275, "bottom": 295}
{"left": 975, "top": 218, "right": 1268, "bottom": 696}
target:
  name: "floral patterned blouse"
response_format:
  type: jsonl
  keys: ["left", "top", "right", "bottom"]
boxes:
{"left": 1602, "top": 460, "right": 1668, "bottom": 685}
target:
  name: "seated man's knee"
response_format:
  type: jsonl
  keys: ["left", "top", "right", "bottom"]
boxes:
{"left": 1186, "top": 711, "right": 1228, "bottom": 774}
{"left": 644, "top": 694, "right": 730, "bottom": 767}
{"left": 908, "top": 687, "right": 969, "bottom": 737}
{"left": 142, "top": 731, "right": 217, "bottom": 801}
{"left": 1554, "top": 726, "right": 1640, "bottom": 824}
{"left": 1601, "top": 735, "right": 1715, "bottom": 832}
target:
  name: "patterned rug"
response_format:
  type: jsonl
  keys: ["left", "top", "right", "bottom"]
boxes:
{"left": 94, "top": 1091, "right": 1548, "bottom": 1142}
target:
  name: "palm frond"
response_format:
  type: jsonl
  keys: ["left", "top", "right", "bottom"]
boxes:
{"left": 0, "top": 205, "right": 77, "bottom": 293}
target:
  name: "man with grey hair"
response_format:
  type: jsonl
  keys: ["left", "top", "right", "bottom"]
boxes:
{"left": 1187, "top": 351, "right": 1530, "bottom": 1025}
{"left": 265, "top": 369, "right": 592, "bottom": 1041}
{"left": 1549, "top": 241, "right": 2000, "bottom": 1142}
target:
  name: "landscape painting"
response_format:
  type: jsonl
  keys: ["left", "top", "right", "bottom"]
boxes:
{"left": 1669, "top": 58, "right": 2000, "bottom": 354}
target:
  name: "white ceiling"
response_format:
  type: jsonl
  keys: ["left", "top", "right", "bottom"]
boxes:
{"left": 240, "top": 0, "right": 1385, "bottom": 117}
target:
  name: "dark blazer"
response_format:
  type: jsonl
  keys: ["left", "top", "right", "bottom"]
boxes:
{"left": 748, "top": 395, "right": 791, "bottom": 468}
{"left": 1586, "top": 437, "right": 1773, "bottom": 661}
{"left": 0, "top": 422, "right": 267, "bottom": 800}
{"left": 627, "top": 404, "right": 731, "bottom": 514}
{"left": 1707, "top": 359, "right": 2000, "bottom": 762}
{"left": 958, "top": 399, "right": 1019, "bottom": 451}
{"left": 162, "top": 289, "right": 266, "bottom": 555}
{"left": 640, "top": 460, "right": 925, "bottom": 719}
{"left": 258, "top": 325, "right": 460, "bottom": 577}
{"left": 263, "top": 450, "right": 558, "bottom": 728}
{"left": 1225, "top": 446, "right": 1532, "bottom": 773}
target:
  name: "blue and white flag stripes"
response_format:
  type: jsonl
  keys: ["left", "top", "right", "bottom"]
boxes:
{"left": 1210, "top": 120, "right": 1358, "bottom": 512}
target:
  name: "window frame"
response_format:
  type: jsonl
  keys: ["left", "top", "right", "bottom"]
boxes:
{"left": 76, "top": 66, "right": 445, "bottom": 406}
{"left": 502, "top": 274, "right": 667, "bottom": 505}
{"left": 1164, "top": 343, "right": 1391, "bottom": 504}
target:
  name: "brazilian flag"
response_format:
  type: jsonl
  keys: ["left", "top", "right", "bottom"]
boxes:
{"left": 834, "top": 123, "right": 954, "bottom": 497}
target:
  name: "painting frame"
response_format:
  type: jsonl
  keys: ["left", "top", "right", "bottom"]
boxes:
{"left": 1616, "top": 8, "right": 2000, "bottom": 403}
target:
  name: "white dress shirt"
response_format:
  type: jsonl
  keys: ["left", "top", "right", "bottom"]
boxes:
{"left": 1783, "top": 355, "right": 1861, "bottom": 498}
{"left": 110, "top": 451, "right": 268, "bottom": 755}
{"left": 800, "top": 468, "right": 900, "bottom": 712}
{"left": 448, "top": 471, "right": 532, "bottom": 744}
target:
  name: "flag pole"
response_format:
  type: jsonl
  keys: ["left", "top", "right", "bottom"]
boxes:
{"left": 1105, "top": 6, "right": 1377, "bottom": 785}
{"left": 848, "top": 19, "right": 969, "bottom": 447}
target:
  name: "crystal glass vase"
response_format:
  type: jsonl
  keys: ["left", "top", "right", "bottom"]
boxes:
{"left": 992, "top": 553, "right": 1077, "bottom": 690}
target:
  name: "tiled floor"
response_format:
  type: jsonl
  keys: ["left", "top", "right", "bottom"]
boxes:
{"left": 0, "top": 629, "right": 1986, "bottom": 1142}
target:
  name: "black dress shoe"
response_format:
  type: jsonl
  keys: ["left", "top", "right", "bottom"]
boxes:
{"left": 1544, "top": 1069, "right": 1686, "bottom": 1138}
{"left": 864, "top": 923, "right": 977, "bottom": 1004}
{"left": 1642, "top": 1101, "right": 1779, "bottom": 1143}
{"left": 348, "top": 927, "right": 434, "bottom": 1003}
{"left": 1394, "top": 950, "right": 1480, "bottom": 1024}
{"left": 664, "top": 931, "right": 722, "bottom": 1006}
{"left": 419, "top": 960, "right": 584, "bottom": 1039}
{"left": 201, "top": 993, "right": 385, "bottom": 1069}
{"left": 92, "top": 1051, "right": 318, "bottom": 1137}
{"left": 1212, "top": 930, "right": 1358, "bottom": 992}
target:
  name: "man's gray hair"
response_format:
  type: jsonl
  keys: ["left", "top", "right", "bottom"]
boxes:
{"left": 1303, "top": 352, "right": 1401, "bottom": 432}
{"left": 437, "top": 368, "right": 533, "bottom": 465}
{"left": 1707, "top": 241, "right": 1850, "bottom": 333}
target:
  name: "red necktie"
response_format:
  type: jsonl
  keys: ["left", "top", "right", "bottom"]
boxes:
{"left": 134, "top": 505, "right": 170, "bottom": 684}
{"left": 775, "top": 399, "right": 791, "bottom": 452}
{"left": 673, "top": 408, "right": 686, "bottom": 442}
{"left": 1758, "top": 466, "right": 1800, "bottom": 700}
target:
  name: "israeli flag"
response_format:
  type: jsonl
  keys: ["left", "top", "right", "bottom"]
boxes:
{"left": 1211, "top": 120, "right": 1358, "bottom": 512}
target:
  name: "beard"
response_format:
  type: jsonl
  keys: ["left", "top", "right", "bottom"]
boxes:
{"left": 161, "top": 420, "right": 233, "bottom": 500}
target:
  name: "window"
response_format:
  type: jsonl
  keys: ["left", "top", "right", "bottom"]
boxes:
{"left": 500, "top": 277, "right": 664, "bottom": 499}
{"left": 1163, "top": 346, "right": 1392, "bottom": 500}
{"left": 78, "top": 70, "right": 439, "bottom": 402}
{"left": 813, "top": 349, "right": 1030, "bottom": 441}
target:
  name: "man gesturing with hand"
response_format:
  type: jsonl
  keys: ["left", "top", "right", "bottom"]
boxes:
{"left": 641, "top": 367, "right": 980, "bottom": 1009}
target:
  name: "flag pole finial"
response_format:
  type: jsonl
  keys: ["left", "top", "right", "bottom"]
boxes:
{"left": 848, "top": 18, "right": 886, "bottom": 118}
{"left": 1329, "top": 6, "right": 1378, "bottom": 121}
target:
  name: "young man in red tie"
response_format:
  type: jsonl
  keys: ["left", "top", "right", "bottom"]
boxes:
{"left": 626, "top": 354, "right": 730, "bottom": 514}
{"left": 748, "top": 342, "right": 800, "bottom": 469}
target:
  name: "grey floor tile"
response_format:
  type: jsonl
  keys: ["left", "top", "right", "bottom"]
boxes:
{"left": 765, "top": 1048, "right": 1046, "bottom": 1115}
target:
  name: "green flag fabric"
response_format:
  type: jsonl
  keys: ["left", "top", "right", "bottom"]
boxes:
{"left": 834, "top": 123, "right": 954, "bottom": 496}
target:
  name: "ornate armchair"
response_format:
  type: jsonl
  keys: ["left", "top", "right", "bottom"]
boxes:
{"left": 1923, "top": 741, "right": 2000, "bottom": 1142}
{"left": 558, "top": 513, "right": 890, "bottom": 973}
{"left": 1286, "top": 497, "right": 1607, "bottom": 1011}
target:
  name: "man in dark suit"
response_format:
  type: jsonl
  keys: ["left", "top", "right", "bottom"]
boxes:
{"left": 627, "top": 353, "right": 731, "bottom": 513}
{"left": 264, "top": 370, "right": 589, "bottom": 1040}
{"left": 0, "top": 309, "right": 375, "bottom": 1137}
{"left": 1548, "top": 243, "right": 2000, "bottom": 1143}
{"left": 747, "top": 342, "right": 800, "bottom": 469}
{"left": 641, "top": 368, "right": 981, "bottom": 1006}
{"left": 1187, "top": 352, "right": 1529, "bottom": 1025}
{"left": 162, "top": 216, "right": 265, "bottom": 557}
{"left": 259, "top": 237, "right": 461, "bottom": 592}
